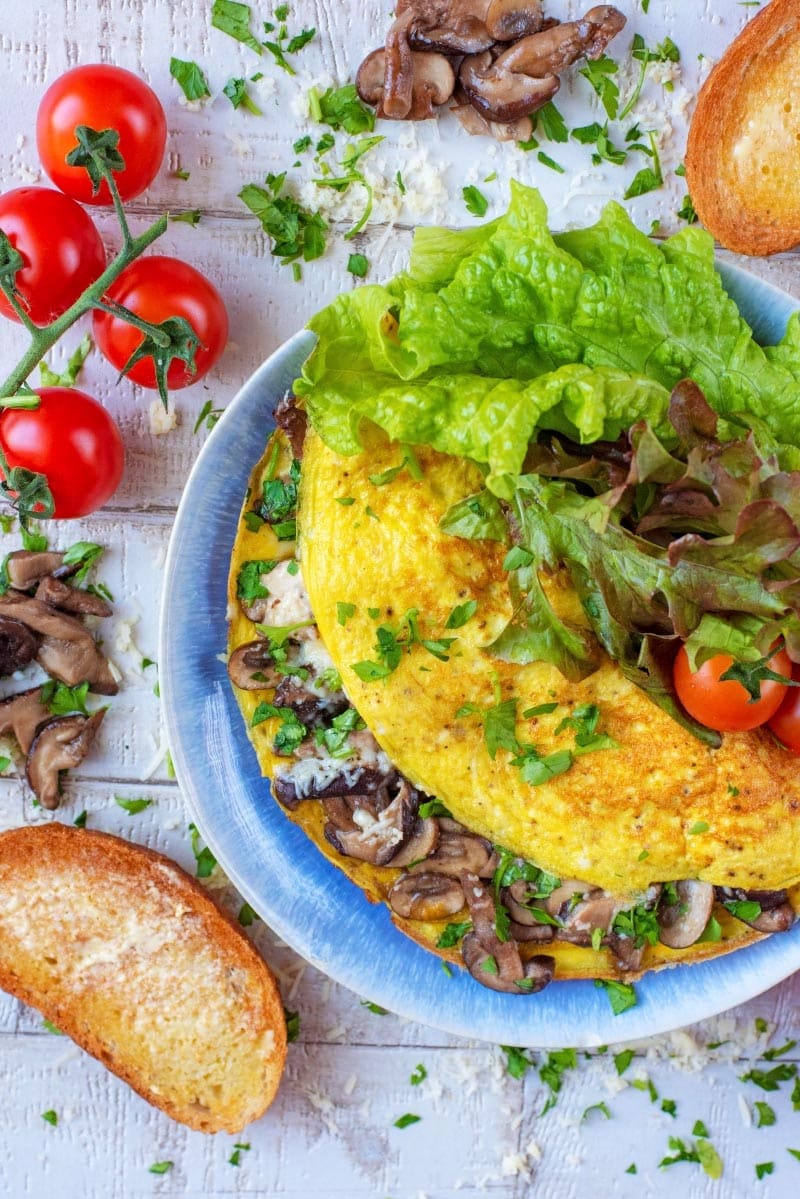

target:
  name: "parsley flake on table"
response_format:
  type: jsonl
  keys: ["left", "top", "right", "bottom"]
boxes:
{"left": 284, "top": 1007, "right": 300, "bottom": 1041}
{"left": 211, "top": 0, "right": 262, "bottom": 54}
{"left": 579, "top": 54, "right": 619, "bottom": 119}
{"left": 347, "top": 252, "right": 368, "bottom": 277}
{"left": 169, "top": 57, "right": 210, "bottom": 101}
{"left": 394, "top": 1113, "right": 421, "bottom": 1129}
{"left": 188, "top": 822, "right": 218, "bottom": 878}
{"left": 410, "top": 1063, "right": 427, "bottom": 1086}
{"left": 228, "top": 1142, "right": 251, "bottom": 1167}
{"left": 239, "top": 173, "right": 326, "bottom": 274}
{"left": 755, "top": 1162, "right": 774, "bottom": 1180}
{"left": 581, "top": 1100, "right": 611, "bottom": 1122}
{"left": 501, "top": 1045, "right": 533, "bottom": 1079}
{"left": 739, "top": 1063, "right": 797, "bottom": 1092}
{"left": 223, "top": 76, "right": 262, "bottom": 114}
{"left": 309, "top": 83, "right": 375, "bottom": 134}
{"left": 614, "top": 1049, "right": 635, "bottom": 1075}
{"left": 463, "top": 185, "right": 489, "bottom": 218}
{"left": 41, "top": 1110, "right": 58, "bottom": 1126}
{"left": 148, "top": 1161, "right": 173, "bottom": 1175}
{"left": 114, "top": 796, "right": 153, "bottom": 816}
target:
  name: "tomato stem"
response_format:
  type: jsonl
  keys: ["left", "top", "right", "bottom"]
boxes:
{"left": 93, "top": 299, "right": 172, "bottom": 348}
{"left": 0, "top": 282, "right": 39, "bottom": 338}
{"left": 0, "top": 212, "right": 168, "bottom": 400}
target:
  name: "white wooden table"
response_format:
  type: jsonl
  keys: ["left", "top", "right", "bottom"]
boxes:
{"left": 2, "top": 1, "right": 800, "bottom": 1195}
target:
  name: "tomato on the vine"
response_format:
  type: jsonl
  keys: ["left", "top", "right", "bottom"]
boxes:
{"left": 0, "top": 187, "right": 106, "bottom": 325}
{"left": 768, "top": 668, "right": 800, "bottom": 753}
{"left": 92, "top": 255, "right": 229, "bottom": 391}
{"left": 673, "top": 644, "right": 792, "bottom": 733}
{"left": 36, "top": 64, "right": 166, "bottom": 204}
{"left": 0, "top": 388, "right": 124, "bottom": 518}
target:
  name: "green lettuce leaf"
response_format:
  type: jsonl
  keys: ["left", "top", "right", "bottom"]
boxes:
{"left": 296, "top": 182, "right": 800, "bottom": 482}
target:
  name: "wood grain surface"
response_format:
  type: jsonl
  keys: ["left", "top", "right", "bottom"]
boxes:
{"left": 1, "top": 1, "right": 799, "bottom": 1196}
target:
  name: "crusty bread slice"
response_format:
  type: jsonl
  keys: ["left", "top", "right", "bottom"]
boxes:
{"left": 686, "top": 0, "right": 800, "bottom": 255}
{"left": 0, "top": 823, "right": 286, "bottom": 1133}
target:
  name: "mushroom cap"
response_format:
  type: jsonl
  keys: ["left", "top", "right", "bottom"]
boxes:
{"left": 5, "top": 551, "right": 66, "bottom": 591}
{"left": 35, "top": 575, "right": 112, "bottom": 618}
{"left": 658, "top": 879, "right": 715, "bottom": 949}
{"left": 227, "top": 640, "right": 283, "bottom": 691}
{"left": 459, "top": 50, "right": 560, "bottom": 122}
{"left": 0, "top": 593, "right": 118, "bottom": 694}
{"left": 452, "top": 97, "right": 534, "bottom": 140}
{"left": 0, "top": 686, "right": 49, "bottom": 754}
{"left": 496, "top": 5, "right": 625, "bottom": 77}
{"left": 401, "top": 0, "right": 495, "bottom": 54}
{"left": 389, "top": 815, "right": 440, "bottom": 867}
{"left": 408, "top": 828, "right": 495, "bottom": 877}
{"left": 26, "top": 710, "right": 105, "bottom": 810}
{"left": 388, "top": 870, "right": 465, "bottom": 920}
{"left": 485, "top": 0, "right": 544, "bottom": 42}
{"left": 357, "top": 47, "right": 456, "bottom": 120}
{"left": 0, "top": 615, "right": 40, "bottom": 676}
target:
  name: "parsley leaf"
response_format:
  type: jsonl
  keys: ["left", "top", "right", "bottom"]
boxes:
{"left": 501, "top": 1045, "right": 533, "bottom": 1079}
{"left": 114, "top": 796, "right": 153, "bottom": 815}
{"left": 310, "top": 84, "right": 375, "bottom": 134}
{"left": 223, "top": 76, "right": 262, "bottom": 114}
{"left": 595, "top": 978, "right": 637, "bottom": 1014}
{"left": 347, "top": 252, "right": 368, "bottom": 277}
{"left": 211, "top": 0, "right": 262, "bottom": 54}
{"left": 169, "top": 57, "right": 210, "bottom": 101}
{"left": 579, "top": 55, "right": 620, "bottom": 119}
{"left": 463, "top": 185, "right": 489, "bottom": 218}
{"left": 240, "top": 173, "right": 327, "bottom": 271}
{"left": 436, "top": 920, "right": 472, "bottom": 948}
{"left": 237, "top": 559, "right": 276, "bottom": 602}
{"left": 445, "top": 599, "right": 478, "bottom": 629}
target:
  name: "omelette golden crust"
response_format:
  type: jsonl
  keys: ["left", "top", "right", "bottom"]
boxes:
{"left": 298, "top": 428, "right": 800, "bottom": 896}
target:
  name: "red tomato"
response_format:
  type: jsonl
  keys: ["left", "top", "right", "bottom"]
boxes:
{"left": 36, "top": 65, "right": 166, "bottom": 204}
{"left": 674, "top": 644, "right": 791, "bottom": 733}
{"left": 768, "top": 667, "right": 800, "bottom": 753}
{"left": 0, "top": 388, "right": 124, "bottom": 518}
{"left": 0, "top": 187, "right": 106, "bottom": 325}
{"left": 92, "top": 256, "right": 229, "bottom": 391}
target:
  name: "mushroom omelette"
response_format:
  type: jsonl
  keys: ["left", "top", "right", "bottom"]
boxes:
{"left": 227, "top": 187, "right": 800, "bottom": 999}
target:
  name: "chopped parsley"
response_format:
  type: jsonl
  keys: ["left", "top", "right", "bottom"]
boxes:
{"left": 740, "top": 1063, "right": 797, "bottom": 1091}
{"left": 193, "top": 400, "right": 224, "bottom": 432}
{"left": 114, "top": 796, "right": 153, "bottom": 816}
{"left": 724, "top": 898, "right": 762, "bottom": 923}
{"left": 315, "top": 707, "right": 365, "bottom": 758}
{"left": 309, "top": 83, "right": 375, "bottom": 134}
{"left": 347, "top": 253, "right": 368, "bottom": 278}
{"left": 73, "top": 810, "right": 88, "bottom": 828}
{"left": 755, "top": 1163, "right": 774, "bottom": 1180}
{"left": 501, "top": 1045, "right": 533, "bottom": 1079}
{"left": 595, "top": 978, "right": 637, "bottom": 1015}
{"left": 284, "top": 1006, "right": 300, "bottom": 1041}
{"left": 237, "top": 559, "right": 276, "bottom": 603}
{"left": 537, "top": 151, "right": 565, "bottom": 174}
{"left": 211, "top": 0, "right": 263, "bottom": 54}
{"left": 240, "top": 174, "right": 326, "bottom": 273}
{"left": 624, "top": 131, "right": 663, "bottom": 199}
{"left": 678, "top": 193, "right": 698, "bottom": 224}
{"left": 262, "top": 7, "right": 315, "bottom": 75}
{"left": 361, "top": 1000, "right": 388, "bottom": 1015}
{"left": 148, "top": 1161, "right": 173, "bottom": 1175}
{"left": 63, "top": 540, "right": 104, "bottom": 582}
{"left": 394, "top": 1113, "right": 421, "bottom": 1129}
{"left": 41, "top": 680, "right": 90, "bottom": 716}
{"left": 169, "top": 57, "right": 210, "bottom": 101}
{"left": 539, "top": 1048, "right": 577, "bottom": 1113}
{"left": 581, "top": 1100, "right": 611, "bottom": 1122}
{"left": 410, "top": 1063, "right": 427, "bottom": 1086}
{"left": 659, "top": 1136, "right": 723, "bottom": 1179}
{"left": 188, "top": 822, "right": 217, "bottom": 878}
{"left": 223, "top": 76, "right": 262, "bottom": 114}
{"left": 614, "top": 1049, "right": 635, "bottom": 1075}
{"left": 41, "top": 1110, "right": 58, "bottom": 1126}
{"left": 436, "top": 920, "right": 472, "bottom": 949}
{"left": 462, "top": 185, "right": 489, "bottom": 217}
{"left": 238, "top": 902, "right": 258, "bottom": 926}
{"left": 336, "top": 601, "right": 356, "bottom": 626}
{"left": 579, "top": 54, "right": 620, "bottom": 119}
{"left": 534, "top": 101, "right": 568, "bottom": 142}
{"left": 554, "top": 704, "right": 618, "bottom": 755}
{"left": 228, "top": 1142, "right": 251, "bottom": 1167}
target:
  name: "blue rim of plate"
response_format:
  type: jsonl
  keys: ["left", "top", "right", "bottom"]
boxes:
{"left": 160, "top": 260, "right": 800, "bottom": 1048}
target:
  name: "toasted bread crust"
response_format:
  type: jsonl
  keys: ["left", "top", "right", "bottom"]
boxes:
{"left": 686, "top": 0, "right": 800, "bottom": 255}
{"left": 0, "top": 824, "right": 287, "bottom": 1133}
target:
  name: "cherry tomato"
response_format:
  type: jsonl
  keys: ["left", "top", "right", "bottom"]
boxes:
{"left": 0, "top": 388, "right": 124, "bottom": 518}
{"left": 92, "top": 255, "right": 229, "bottom": 391}
{"left": 768, "top": 667, "right": 800, "bottom": 753}
{"left": 674, "top": 644, "right": 791, "bottom": 733}
{"left": 0, "top": 187, "right": 106, "bottom": 325}
{"left": 36, "top": 64, "right": 166, "bottom": 204}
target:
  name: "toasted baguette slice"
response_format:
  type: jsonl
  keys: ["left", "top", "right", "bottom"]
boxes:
{"left": 0, "top": 823, "right": 286, "bottom": 1133}
{"left": 686, "top": 0, "right": 800, "bottom": 255}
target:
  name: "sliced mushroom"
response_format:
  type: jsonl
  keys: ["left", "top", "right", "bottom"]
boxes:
{"left": 658, "top": 880, "right": 715, "bottom": 949}
{"left": 388, "top": 871, "right": 465, "bottom": 920}
{"left": 452, "top": 93, "right": 534, "bottom": 139}
{"left": 273, "top": 676, "right": 350, "bottom": 726}
{"left": 5, "top": 550, "right": 65, "bottom": 590}
{"left": 409, "top": 829, "right": 495, "bottom": 878}
{"left": 273, "top": 393, "right": 308, "bottom": 460}
{"left": 554, "top": 891, "right": 618, "bottom": 946}
{"left": 383, "top": 8, "right": 416, "bottom": 117}
{"left": 0, "top": 615, "right": 40, "bottom": 676}
{"left": 461, "top": 932, "right": 554, "bottom": 993}
{"left": 227, "top": 640, "right": 283, "bottom": 691}
{"left": 401, "top": 0, "right": 495, "bottom": 54}
{"left": 497, "top": 5, "right": 626, "bottom": 76}
{"left": 605, "top": 931, "right": 645, "bottom": 973}
{"left": 717, "top": 886, "right": 796, "bottom": 933}
{"left": 390, "top": 816, "right": 440, "bottom": 867}
{"left": 323, "top": 778, "right": 419, "bottom": 866}
{"left": 0, "top": 686, "right": 50, "bottom": 753}
{"left": 357, "top": 46, "right": 456, "bottom": 119}
{"left": 503, "top": 879, "right": 557, "bottom": 941}
{"left": 34, "top": 575, "right": 112, "bottom": 617}
{"left": 26, "top": 710, "right": 105, "bottom": 810}
{"left": 459, "top": 49, "right": 560, "bottom": 122}
{"left": 0, "top": 594, "right": 117, "bottom": 694}
{"left": 486, "top": 0, "right": 543, "bottom": 41}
